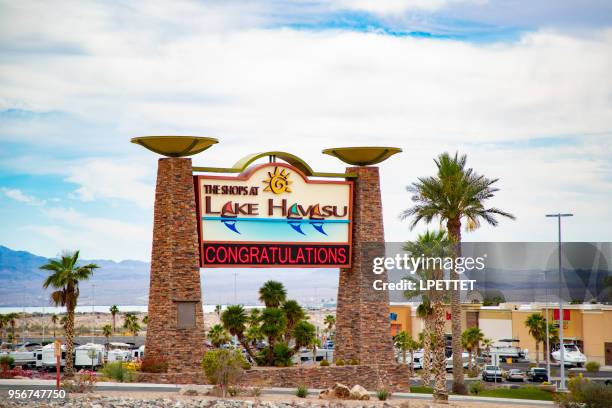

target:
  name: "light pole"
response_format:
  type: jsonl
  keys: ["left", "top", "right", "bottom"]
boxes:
{"left": 545, "top": 213, "right": 573, "bottom": 390}
{"left": 542, "top": 271, "right": 551, "bottom": 381}
{"left": 91, "top": 283, "right": 95, "bottom": 344}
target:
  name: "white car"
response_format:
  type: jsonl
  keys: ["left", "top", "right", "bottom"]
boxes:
{"left": 551, "top": 344, "right": 586, "bottom": 367}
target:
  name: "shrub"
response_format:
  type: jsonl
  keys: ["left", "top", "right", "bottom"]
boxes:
{"left": 272, "top": 342, "right": 293, "bottom": 367}
{"left": 202, "top": 349, "right": 248, "bottom": 397}
{"left": 466, "top": 367, "right": 480, "bottom": 378}
{"left": 376, "top": 389, "right": 390, "bottom": 401}
{"left": 140, "top": 357, "right": 168, "bottom": 373}
{"left": 335, "top": 359, "right": 345, "bottom": 366}
{"left": 320, "top": 360, "right": 330, "bottom": 367}
{"left": 556, "top": 375, "right": 612, "bottom": 408}
{"left": 348, "top": 358, "right": 360, "bottom": 365}
{"left": 61, "top": 370, "right": 97, "bottom": 393}
{"left": 469, "top": 380, "right": 485, "bottom": 395}
{"left": 0, "top": 355, "right": 14, "bottom": 368}
{"left": 585, "top": 361, "right": 600, "bottom": 373}
{"left": 102, "top": 362, "right": 132, "bottom": 383}
{"left": 296, "top": 384, "right": 308, "bottom": 398}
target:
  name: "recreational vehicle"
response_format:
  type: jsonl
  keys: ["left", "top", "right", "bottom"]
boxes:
{"left": 41, "top": 342, "right": 67, "bottom": 369}
{"left": 74, "top": 343, "right": 105, "bottom": 369}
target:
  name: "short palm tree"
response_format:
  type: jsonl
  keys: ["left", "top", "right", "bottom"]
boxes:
{"left": 4, "top": 313, "right": 19, "bottom": 344}
{"left": 0, "top": 314, "right": 7, "bottom": 343}
{"left": 461, "top": 327, "right": 484, "bottom": 371}
{"left": 323, "top": 314, "right": 335, "bottom": 333}
{"left": 281, "top": 300, "right": 305, "bottom": 342}
{"left": 292, "top": 320, "right": 317, "bottom": 360}
{"left": 260, "top": 307, "right": 287, "bottom": 365}
{"left": 123, "top": 312, "right": 141, "bottom": 343}
{"left": 221, "top": 305, "right": 256, "bottom": 361}
{"left": 40, "top": 250, "right": 98, "bottom": 376}
{"left": 214, "top": 305, "right": 222, "bottom": 317}
{"left": 481, "top": 337, "right": 493, "bottom": 357}
{"left": 109, "top": 305, "right": 119, "bottom": 333}
{"left": 207, "top": 324, "right": 230, "bottom": 348}
{"left": 258, "top": 281, "right": 287, "bottom": 308}
{"left": 401, "top": 152, "right": 515, "bottom": 394}
{"left": 525, "top": 313, "right": 546, "bottom": 364}
{"left": 102, "top": 324, "right": 112, "bottom": 349}
{"left": 50, "top": 314, "right": 58, "bottom": 338}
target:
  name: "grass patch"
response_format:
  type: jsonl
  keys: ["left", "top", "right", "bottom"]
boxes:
{"left": 410, "top": 386, "right": 433, "bottom": 394}
{"left": 478, "top": 386, "right": 554, "bottom": 401}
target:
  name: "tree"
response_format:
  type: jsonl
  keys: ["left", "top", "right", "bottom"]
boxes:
{"left": 50, "top": 314, "right": 58, "bottom": 338}
{"left": 102, "top": 324, "right": 112, "bottom": 349}
{"left": 292, "top": 320, "right": 317, "bottom": 356}
{"left": 461, "top": 327, "right": 484, "bottom": 371}
{"left": 323, "top": 314, "right": 335, "bottom": 334}
{"left": 0, "top": 315, "right": 7, "bottom": 344}
{"left": 258, "top": 281, "right": 287, "bottom": 308}
{"left": 109, "top": 305, "right": 119, "bottom": 333}
{"left": 123, "top": 312, "right": 141, "bottom": 343}
{"left": 142, "top": 315, "right": 148, "bottom": 325}
{"left": 221, "top": 305, "right": 256, "bottom": 361}
{"left": 207, "top": 324, "right": 230, "bottom": 348}
{"left": 525, "top": 313, "right": 546, "bottom": 364}
{"left": 202, "top": 349, "right": 248, "bottom": 397}
{"left": 281, "top": 300, "right": 305, "bottom": 342}
{"left": 401, "top": 152, "right": 515, "bottom": 394}
{"left": 4, "top": 313, "right": 19, "bottom": 345}
{"left": 481, "top": 337, "right": 493, "bottom": 357}
{"left": 214, "top": 305, "right": 222, "bottom": 317}
{"left": 260, "top": 307, "right": 287, "bottom": 365}
{"left": 394, "top": 331, "right": 421, "bottom": 376}
{"left": 41, "top": 250, "right": 99, "bottom": 376}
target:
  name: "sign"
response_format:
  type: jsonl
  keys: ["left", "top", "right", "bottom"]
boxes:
{"left": 553, "top": 309, "right": 571, "bottom": 321}
{"left": 196, "top": 163, "right": 353, "bottom": 267}
{"left": 54, "top": 339, "right": 61, "bottom": 357}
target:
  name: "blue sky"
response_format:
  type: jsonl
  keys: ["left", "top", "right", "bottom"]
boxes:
{"left": 1, "top": 0, "right": 612, "bottom": 262}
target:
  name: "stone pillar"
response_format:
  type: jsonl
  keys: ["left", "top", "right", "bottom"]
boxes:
{"left": 335, "top": 166, "right": 395, "bottom": 365}
{"left": 144, "top": 158, "right": 205, "bottom": 373}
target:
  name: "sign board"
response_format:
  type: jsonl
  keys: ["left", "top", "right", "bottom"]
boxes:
{"left": 195, "top": 163, "right": 353, "bottom": 267}
{"left": 54, "top": 340, "right": 61, "bottom": 357}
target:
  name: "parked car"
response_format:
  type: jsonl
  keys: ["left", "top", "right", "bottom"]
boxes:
{"left": 527, "top": 367, "right": 548, "bottom": 382}
{"left": 506, "top": 368, "right": 525, "bottom": 382}
{"left": 481, "top": 365, "right": 503, "bottom": 382}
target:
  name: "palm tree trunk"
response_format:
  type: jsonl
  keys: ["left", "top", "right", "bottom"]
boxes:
{"left": 468, "top": 349, "right": 473, "bottom": 371}
{"left": 10, "top": 321, "right": 16, "bottom": 344}
{"left": 421, "top": 316, "right": 432, "bottom": 387}
{"left": 112, "top": 314, "right": 116, "bottom": 333}
{"left": 448, "top": 219, "right": 465, "bottom": 394}
{"left": 535, "top": 342, "right": 540, "bottom": 365}
{"left": 238, "top": 335, "right": 257, "bottom": 363}
{"left": 409, "top": 352, "right": 414, "bottom": 376}
{"left": 65, "top": 307, "right": 75, "bottom": 376}
{"left": 431, "top": 300, "right": 448, "bottom": 402}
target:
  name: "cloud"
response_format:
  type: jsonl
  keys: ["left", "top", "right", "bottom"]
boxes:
{"left": 1, "top": 187, "right": 45, "bottom": 205}
{"left": 327, "top": 0, "right": 485, "bottom": 15}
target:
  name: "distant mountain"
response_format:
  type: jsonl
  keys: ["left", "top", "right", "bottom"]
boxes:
{"left": 0, "top": 245, "right": 150, "bottom": 306}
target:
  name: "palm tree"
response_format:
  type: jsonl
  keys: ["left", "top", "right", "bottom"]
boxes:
{"left": 50, "top": 314, "right": 58, "bottom": 338}
{"left": 281, "top": 300, "right": 305, "bottom": 342}
{"left": 40, "top": 250, "right": 98, "bottom": 376}
{"left": 258, "top": 281, "right": 287, "bottom": 308}
{"left": 123, "top": 312, "right": 141, "bottom": 343}
{"left": 0, "top": 314, "right": 7, "bottom": 344}
{"left": 393, "top": 331, "right": 410, "bottom": 366}
{"left": 4, "top": 313, "right": 19, "bottom": 345}
{"left": 481, "top": 337, "right": 493, "bottom": 359}
{"left": 142, "top": 315, "right": 148, "bottom": 325}
{"left": 292, "top": 320, "right": 317, "bottom": 360}
{"left": 207, "top": 324, "right": 230, "bottom": 348}
{"left": 260, "top": 307, "right": 287, "bottom": 365}
{"left": 214, "top": 305, "right": 222, "bottom": 317}
{"left": 525, "top": 313, "right": 545, "bottom": 365}
{"left": 102, "top": 324, "right": 112, "bottom": 349}
{"left": 461, "top": 327, "right": 484, "bottom": 371}
{"left": 401, "top": 152, "right": 515, "bottom": 394}
{"left": 221, "top": 305, "right": 256, "bottom": 361}
{"left": 109, "top": 305, "right": 119, "bottom": 333}
{"left": 323, "top": 314, "right": 335, "bottom": 333}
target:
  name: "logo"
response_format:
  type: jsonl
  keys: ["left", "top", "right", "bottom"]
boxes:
{"left": 263, "top": 166, "right": 291, "bottom": 194}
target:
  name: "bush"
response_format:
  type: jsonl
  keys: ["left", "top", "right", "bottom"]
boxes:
{"left": 376, "top": 389, "right": 391, "bottom": 401}
{"left": 140, "top": 357, "right": 168, "bottom": 373}
{"left": 466, "top": 367, "right": 480, "bottom": 378}
{"left": 556, "top": 375, "right": 612, "bottom": 408}
{"left": 61, "top": 370, "right": 97, "bottom": 393}
{"left": 469, "top": 380, "right": 485, "bottom": 395}
{"left": 202, "top": 349, "right": 248, "bottom": 397}
{"left": 296, "top": 385, "right": 308, "bottom": 398}
{"left": 335, "top": 359, "right": 345, "bottom": 366}
{"left": 320, "top": 360, "right": 330, "bottom": 367}
{"left": 0, "top": 355, "right": 14, "bottom": 368}
{"left": 348, "top": 358, "right": 360, "bottom": 365}
{"left": 585, "top": 361, "right": 600, "bottom": 373}
{"left": 272, "top": 342, "right": 293, "bottom": 367}
{"left": 102, "top": 362, "right": 132, "bottom": 383}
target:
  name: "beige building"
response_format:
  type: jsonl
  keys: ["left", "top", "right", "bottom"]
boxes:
{"left": 390, "top": 302, "right": 612, "bottom": 365}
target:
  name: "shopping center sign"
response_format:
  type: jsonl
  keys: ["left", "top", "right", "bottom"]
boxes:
{"left": 195, "top": 163, "right": 353, "bottom": 267}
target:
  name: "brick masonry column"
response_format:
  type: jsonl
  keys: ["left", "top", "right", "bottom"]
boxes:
{"left": 335, "top": 166, "right": 395, "bottom": 365}
{"left": 144, "top": 158, "right": 205, "bottom": 373}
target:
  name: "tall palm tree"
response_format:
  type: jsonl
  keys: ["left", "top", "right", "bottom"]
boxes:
{"left": 109, "top": 305, "right": 119, "bottom": 333}
{"left": 123, "top": 313, "right": 141, "bottom": 343}
{"left": 207, "top": 324, "right": 230, "bottom": 348}
{"left": 260, "top": 307, "right": 287, "bottom": 365}
{"left": 102, "top": 324, "right": 112, "bottom": 349}
{"left": 258, "top": 281, "right": 287, "bottom": 308}
{"left": 0, "top": 314, "right": 7, "bottom": 344}
{"left": 4, "top": 313, "right": 19, "bottom": 345}
{"left": 50, "top": 314, "right": 58, "bottom": 338}
{"left": 281, "top": 300, "right": 305, "bottom": 342}
{"left": 525, "top": 313, "right": 545, "bottom": 365}
{"left": 40, "top": 250, "right": 98, "bottom": 376}
{"left": 292, "top": 320, "right": 317, "bottom": 356}
{"left": 401, "top": 152, "right": 515, "bottom": 394}
{"left": 214, "top": 305, "right": 222, "bottom": 317}
{"left": 221, "top": 305, "right": 256, "bottom": 361}
{"left": 481, "top": 337, "right": 493, "bottom": 358}
{"left": 461, "top": 327, "right": 484, "bottom": 371}
{"left": 323, "top": 314, "right": 335, "bottom": 342}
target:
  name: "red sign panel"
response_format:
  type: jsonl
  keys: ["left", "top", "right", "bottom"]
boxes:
{"left": 553, "top": 309, "right": 570, "bottom": 321}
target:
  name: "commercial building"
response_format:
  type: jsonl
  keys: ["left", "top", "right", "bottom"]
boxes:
{"left": 390, "top": 302, "right": 612, "bottom": 365}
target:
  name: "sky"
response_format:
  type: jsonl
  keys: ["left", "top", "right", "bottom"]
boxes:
{"left": 1, "top": 0, "right": 612, "bottom": 263}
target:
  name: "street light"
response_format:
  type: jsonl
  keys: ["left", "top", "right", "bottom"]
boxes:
{"left": 545, "top": 213, "right": 573, "bottom": 390}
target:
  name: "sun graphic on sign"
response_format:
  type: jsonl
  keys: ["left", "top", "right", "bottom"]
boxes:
{"left": 263, "top": 166, "right": 292, "bottom": 194}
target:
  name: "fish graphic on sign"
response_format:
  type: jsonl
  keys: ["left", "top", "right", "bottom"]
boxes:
{"left": 221, "top": 202, "right": 240, "bottom": 234}
{"left": 287, "top": 203, "right": 305, "bottom": 235}
{"left": 309, "top": 204, "right": 327, "bottom": 236}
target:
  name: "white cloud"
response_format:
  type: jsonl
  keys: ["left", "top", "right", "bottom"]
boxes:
{"left": 1, "top": 187, "right": 45, "bottom": 205}
{"left": 328, "top": 0, "right": 485, "bottom": 14}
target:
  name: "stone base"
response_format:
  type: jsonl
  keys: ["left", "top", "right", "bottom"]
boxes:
{"left": 136, "top": 364, "right": 410, "bottom": 392}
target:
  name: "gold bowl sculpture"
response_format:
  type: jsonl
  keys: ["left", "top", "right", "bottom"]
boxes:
{"left": 322, "top": 146, "right": 402, "bottom": 166}
{"left": 131, "top": 136, "right": 218, "bottom": 157}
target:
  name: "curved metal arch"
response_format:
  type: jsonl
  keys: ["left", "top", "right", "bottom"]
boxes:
{"left": 232, "top": 151, "right": 315, "bottom": 176}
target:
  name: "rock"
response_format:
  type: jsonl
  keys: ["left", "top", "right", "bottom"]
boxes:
{"left": 349, "top": 384, "right": 370, "bottom": 400}
{"left": 331, "top": 383, "right": 351, "bottom": 399}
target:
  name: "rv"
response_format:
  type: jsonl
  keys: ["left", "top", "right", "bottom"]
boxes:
{"left": 489, "top": 339, "right": 528, "bottom": 362}
{"left": 41, "top": 342, "right": 67, "bottom": 369}
{"left": 131, "top": 345, "right": 145, "bottom": 360}
{"left": 106, "top": 342, "right": 132, "bottom": 363}
{"left": 6, "top": 347, "right": 37, "bottom": 367}
{"left": 74, "top": 343, "right": 105, "bottom": 369}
